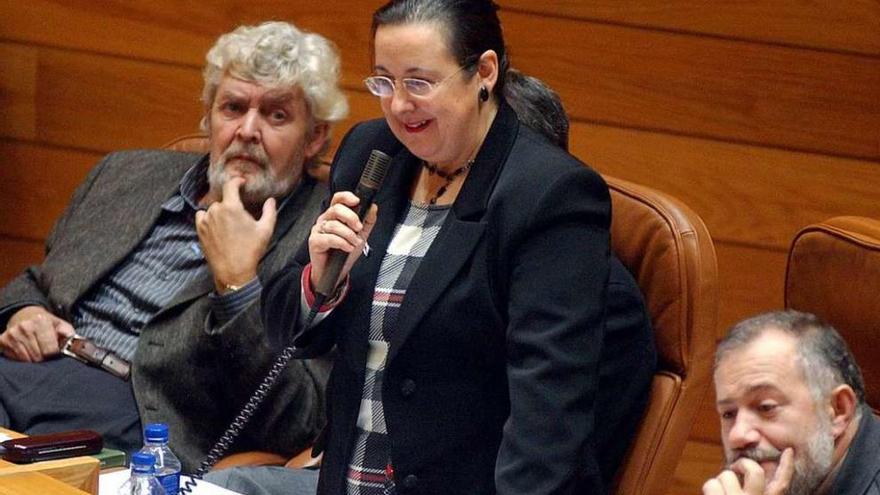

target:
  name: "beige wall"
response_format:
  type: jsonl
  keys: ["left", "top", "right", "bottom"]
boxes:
{"left": 1, "top": 2, "right": 878, "bottom": 493}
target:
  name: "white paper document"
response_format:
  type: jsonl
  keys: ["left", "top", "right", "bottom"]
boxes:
{"left": 100, "top": 469, "right": 243, "bottom": 495}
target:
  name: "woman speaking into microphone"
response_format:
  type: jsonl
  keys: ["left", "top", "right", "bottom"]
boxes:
{"left": 263, "top": 1, "right": 655, "bottom": 493}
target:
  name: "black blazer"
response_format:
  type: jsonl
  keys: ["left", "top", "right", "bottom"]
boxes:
{"left": 264, "top": 104, "right": 655, "bottom": 494}
{"left": 831, "top": 411, "right": 880, "bottom": 494}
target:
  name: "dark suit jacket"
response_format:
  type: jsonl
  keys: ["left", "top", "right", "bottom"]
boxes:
{"left": 264, "top": 105, "right": 654, "bottom": 494}
{"left": 832, "top": 411, "right": 880, "bottom": 495}
{"left": 0, "top": 150, "right": 330, "bottom": 471}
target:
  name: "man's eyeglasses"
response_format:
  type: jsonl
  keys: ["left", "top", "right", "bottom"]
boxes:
{"left": 364, "top": 64, "right": 472, "bottom": 99}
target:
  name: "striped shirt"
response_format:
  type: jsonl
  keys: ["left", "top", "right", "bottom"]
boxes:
{"left": 72, "top": 159, "right": 261, "bottom": 361}
{"left": 346, "top": 202, "right": 450, "bottom": 495}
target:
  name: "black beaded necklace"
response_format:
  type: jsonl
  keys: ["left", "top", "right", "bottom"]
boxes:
{"left": 422, "top": 160, "right": 474, "bottom": 205}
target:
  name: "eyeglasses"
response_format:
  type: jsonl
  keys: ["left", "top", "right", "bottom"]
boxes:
{"left": 364, "top": 64, "right": 472, "bottom": 99}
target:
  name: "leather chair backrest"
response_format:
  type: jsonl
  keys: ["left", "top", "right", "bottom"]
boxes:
{"left": 785, "top": 216, "right": 880, "bottom": 415}
{"left": 605, "top": 176, "right": 718, "bottom": 495}
{"left": 163, "top": 133, "right": 209, "bottom": 153}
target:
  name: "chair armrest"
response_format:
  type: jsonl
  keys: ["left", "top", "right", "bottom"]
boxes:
{"left": 210, "top": 451, "right": 288, "bottom": 471}
{"left": 284, "top": 447, "right": 321, "bottom": 469}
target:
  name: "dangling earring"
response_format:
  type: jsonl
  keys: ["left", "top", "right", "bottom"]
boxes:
{"left": 479, "top": 85, "right": 489, "bottom": 102}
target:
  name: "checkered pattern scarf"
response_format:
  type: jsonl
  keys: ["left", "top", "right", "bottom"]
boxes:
{"left": 345, "top": 202, "right": 451, "bottom": 495}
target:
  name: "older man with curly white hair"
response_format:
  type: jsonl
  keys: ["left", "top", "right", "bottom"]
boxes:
{"left": 0, "top": 21, "right": 347, "bottom": 472}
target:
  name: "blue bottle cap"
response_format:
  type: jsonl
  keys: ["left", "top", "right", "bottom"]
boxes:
{"left": 144, "top": 423, "right": 169, "bottom": 442}
{"left": 131, "top": 452, "right": 156, "bottom": 474}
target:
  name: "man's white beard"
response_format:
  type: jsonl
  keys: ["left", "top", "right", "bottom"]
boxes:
{"left": 208, "top": 142, "right": 296, "bottom": 210}
{"left": 726, "top": 412, "right": 834, "bottom": 494}
{"left": 788, "top": 413, "right": 834, "bottom": 495}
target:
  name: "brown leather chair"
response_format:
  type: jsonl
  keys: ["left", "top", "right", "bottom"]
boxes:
{"left": 785, "top": 216, "right": 880, "bottom": 414}
{"left": 606, "top": 176, "right": 718, "bottom": 495}
{"left": 163, "top": 133, "right": 210, "bottom": 154}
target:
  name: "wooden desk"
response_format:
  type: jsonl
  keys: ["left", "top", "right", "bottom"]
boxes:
{"left": 0, "top": 472, "right": 92, "bottom": 495}
{"left": 0, "top": 428, "right": 99, "bottom": 494}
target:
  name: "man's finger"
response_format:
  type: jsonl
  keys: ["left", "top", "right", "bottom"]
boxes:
{"left": 221, "top": 176, "right": 246, "bottom": 206}
{"left": 9, "top": 332, "right": 37, "bottom": 362}
{"left": 730, "top": 458, "right": 766, "bottom": 494}
{"left": 257, "top": 197, "right": 278, "bottom": 232}
{"left": 7, "top": 339, "right": 33, "bottom": 362}
{"left": 18, "top": 320, "right": 45, "bottom": 362}
{"left": 0, "top": 334, "right": 16, "bottom": 360}
{"left": 52, "top": 318, "right": 76, "bottom": 339}
{"left": 35, "top": 325, "right": 61, "bottom": 357}
{"left": 1, "top": 327, "right": 33, "bottom": 362}
{"left": 702, "top": 478, "right": 725, "bottom": 495}
{"left": 716, "top": 470, "right": 745, "bottom": 494}
{"left": 766, "top": 448, "right": 795, "bottom": 495}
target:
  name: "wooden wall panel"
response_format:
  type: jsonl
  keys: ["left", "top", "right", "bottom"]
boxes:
{"left": 36, "top": 49, "right": 204, "bottom": 152}
{"left": 0, "top": 0, "right": 220, "bottom": 67}
{"left": 1, "top": 1, "right": 381, "bottom": 83}
{"left": 0, "top": 141, "right": 102, "bottom": 241}
{"left": 0, "top": 238, "right": 43, "bottom": 286}
{"left": 571, "top": 122, "right": 880, "bottom": 251}
{"left": 0, "top": 44, "right": 37, "bottom": 141}
{"left": 502, "top": 11, "right": 880, "bottom": 161}
{"left": 0, "top": 42, "right": 382, "bottom": 156}
{"left": 5, "top": 3, "right": 879, "bottom": 161}
{"left": 502, "top": 1, "right": 880, "bottom": 56}
{"left": 687, "top": 388, "right": 720, "bottom": 444}
{"left": 714, "top": 243, "right": 786, "bottom": 333}
{"left": 331, "top": 91, "right": 384, "bottom": 152}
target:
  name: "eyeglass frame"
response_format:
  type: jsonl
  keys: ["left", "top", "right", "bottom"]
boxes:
{"left": 363, "top": 56, "right": 480, "bottom": 99}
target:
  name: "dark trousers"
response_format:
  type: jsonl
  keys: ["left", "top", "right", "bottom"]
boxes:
{"left": 0, "top": 355, "right": 142, "bottom": 453}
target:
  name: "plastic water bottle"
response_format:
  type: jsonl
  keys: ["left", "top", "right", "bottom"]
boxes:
{"left": 118, "top": 452, "right": 166, "bottom": 495}
{"left": 138, "top": 423, "right": 182, "bottom": 495}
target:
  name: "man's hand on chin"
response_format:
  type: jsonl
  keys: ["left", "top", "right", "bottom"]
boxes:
{"left": 195, "top": 176, "right": 277, "bottom": 293}
{"left": 702, "top": 448, "right": 794, "bottom": 495}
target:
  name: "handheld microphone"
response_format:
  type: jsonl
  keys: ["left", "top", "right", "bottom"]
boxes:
{"left": 314, "top": 149, "right": 392, "bottom": 297}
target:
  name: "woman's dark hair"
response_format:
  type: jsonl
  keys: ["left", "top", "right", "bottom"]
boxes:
{"left": 372, "top": 0, "right": 510, "bottom": 98}
{"left": 503, "top": 69, "right": 569, "bottom": 150}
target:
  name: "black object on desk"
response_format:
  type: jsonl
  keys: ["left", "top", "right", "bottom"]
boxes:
{"left": 1, "top": 429, "right": 103, "bottom": 463}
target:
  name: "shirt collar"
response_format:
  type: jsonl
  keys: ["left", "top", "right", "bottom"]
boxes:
{"left": 162, "top": 155, "right": 210, "bottom": 213}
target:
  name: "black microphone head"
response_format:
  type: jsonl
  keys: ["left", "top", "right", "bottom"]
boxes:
{"left": 360, "top": 149, "right": 392, "bottom": 190}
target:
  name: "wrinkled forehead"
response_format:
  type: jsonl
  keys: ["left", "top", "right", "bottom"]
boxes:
{"left": 215, "top": 75, "right": 305, "bottom": 105}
